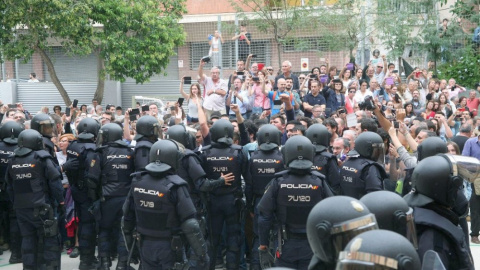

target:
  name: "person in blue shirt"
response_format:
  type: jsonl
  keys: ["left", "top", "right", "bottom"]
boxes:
{"left": 303, "top": 80, "right": 326, "bottom": 118}
{"left": 263, "top": 78, "right": 295, "bottom": 115}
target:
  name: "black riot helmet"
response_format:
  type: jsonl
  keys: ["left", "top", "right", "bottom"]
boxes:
{"left": 417, "top": 136, "right": 447, "bottom": 161}
{"left": 97, "top": 123, "right": 124, "bottom": 146}
{"left": 360, "top": 191, "right": 417, "bottom": 249}
{"left": 353, "top": 132, "right": 384, "bottom": 162}
{"left": 146, "top": 139, "right": 184, "bottom": 174}
{"left": 134, "top": 115, "right": 161, "bottom": 141}
{"left": 305, "top": 124, "right": 329, "bottom": 153}
{"left": 77, "top": 118, "right": 101, "bottom": 141}
{"left": 15, "top": 129, "right": 44, "bottom": 156}
{"left": 306, "top": 196, "right": 378, "bottom": 264}
{"left": 281, "top": 135, "right": 315, "bottom": 170}
{"left": 336, "top": 230, "right": 421, "bottom": 270}
{"left": 404, "top": 155, "right": 464, "bottom": 208}
{"left": 166, "top": 124, "right": 195, "bottom": 150}
{"left": 257, "top": 124, "right": 282, "bottom": 151}
{"left": 0, "top": 121, "right": 24, "bottom": 144}
{"left": 210, "top": 119, "right": 234, "bottom": 145}
{"left": 31, "top": 113, "right": 55, "bottom": 138}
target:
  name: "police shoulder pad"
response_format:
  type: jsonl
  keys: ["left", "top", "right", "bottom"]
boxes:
{"left": 134, "top": 140, "right": 153, "bottom": 149}
{"left": 311, "top": 170, "right": 326, "bottom": 179}
{"left": 320, "top": 151, "right": 334, "bottom": 159}
{"left": 84, "top": 143, "right": 96, "bottom": 151}
{"left": 165, "top": 175, "right": 188, "bottom": 188}
{"left": 95, "top": 145, "right": 108, "bottom": 152}
{"left": 201, "top": 145, "right": 212, "bottom": 152}
{"left": 231, "top": 144, "right": 242, "bottom": 150}
{"left": 35, "top": 150, "right": 53, "bottom": 159}
{"left": 274, "top": 170, "right": 290, "bottom": 178}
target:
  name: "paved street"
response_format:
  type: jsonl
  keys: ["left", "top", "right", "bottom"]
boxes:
{"left": 0, "top": 225, "right": 479, "bottom": 269}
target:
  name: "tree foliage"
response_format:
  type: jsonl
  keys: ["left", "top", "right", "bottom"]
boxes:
{"left": 437, "top": 45, "right": 480, "bottom": 89}
{"left": 0, "top": 0, "right": 186, "bottom": 105}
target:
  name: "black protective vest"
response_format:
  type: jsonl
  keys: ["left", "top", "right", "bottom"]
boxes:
{"left": 99, "top": 145, "right": 134, "bottom": 197}
{"left": 340, "top": 157, "right": 386, "bottom": 199}
{"left": 203, "top": 144, "right": 242, "bottom": 195}
{"left": 43, "top": 137, "right": 58, "bottom": 165}
{"left": 178, "top": 149, "right": 205, "bottom": 195}
{"left": 66, "top": 140, "right": 96, "bottom": 186}
{"left": 134, "top": 140, "right": 153, "bottom": 172}
{"left": 249, "top": 149, "right": 284, "bottom": 195}
{"left": 0, "top": 142, "right": 16, "bottom": 196}
{"left": 9, "top": 151, "right": 54, "bottom": 209}
{"left": 402, "top": 168, "right": 414, "bottom": 196}
{"left": 275, "top": 171, "right": 327, "bottom": 233}
{"left": 311, "top": 151, "right": 332, "bottom": 175}
{"left": 414, "top": 207, "right": 474, "bottom": 270}
{"left": 132, "top": 174, "right": 187, "bottom": 238}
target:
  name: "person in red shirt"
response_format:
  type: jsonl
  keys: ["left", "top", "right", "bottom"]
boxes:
{"left": 467, "top": 87, "right": 480, "bottom": 116}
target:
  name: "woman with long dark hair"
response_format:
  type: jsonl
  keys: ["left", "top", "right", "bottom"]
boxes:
{"left": 179, "top": 77, "right": 203, "bottom": 124}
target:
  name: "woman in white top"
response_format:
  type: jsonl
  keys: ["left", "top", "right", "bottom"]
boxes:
{"left": 179, "top": 76, "right": 203, "bottom": 124}
{"left": 339, "top": 67, "right": 353, "bottom": 89}
{"left": 209, "top": 30, "right": 224, "bottom": 67}
{"left": 354, "top": 79, "right": 373, "bottom": 103}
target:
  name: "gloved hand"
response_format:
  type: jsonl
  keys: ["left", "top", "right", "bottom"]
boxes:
{"left": 197, "top": 254, "right": 210, "bottom": 270}
{"left": 62, "top": 159, "right": 79, "bottom": 172}
{"left": 259, "top": 248, "right": 274, "bottom": 269}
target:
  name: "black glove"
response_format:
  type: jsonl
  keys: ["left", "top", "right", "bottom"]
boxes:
{"left": 58, "top": 204, "right": 66, "bottom": 219}
{"left": 259, "top": 248, "right": 274, "bottom": 269}
{"left": 62, "top": 159, "right": 79, "bottom": 172}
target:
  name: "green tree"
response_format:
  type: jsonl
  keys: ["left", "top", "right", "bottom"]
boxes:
{"left": 0, "top": 0, "right": 186, "bottom": 105}
{"left": 229, "top": 0, "right": 320, "bottom": 68}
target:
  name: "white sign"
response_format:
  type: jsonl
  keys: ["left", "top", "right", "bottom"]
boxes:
{"left": 301, "top": 58, "right": 309, "bottom": 72}
{"left": 178, "top": 60, "right": 184, "bottom": 68}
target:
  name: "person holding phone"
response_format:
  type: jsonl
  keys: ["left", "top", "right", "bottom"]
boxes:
{"left": 249, "top": 70, "right": 271, "bottom": 114}
{"left": 180, "top": 76, "right": 203, "bottom": 124}
{"left": 226, "top": 77, "right": 248, "bottom": 119}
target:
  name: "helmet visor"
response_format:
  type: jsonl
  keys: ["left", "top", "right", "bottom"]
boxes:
{"left": 96, "top": 130, "right": 104, "bottom": 147}
{"left": 38, "top": 119, "right": 55, "bottom": 137}
{"left": 371, "top": 143, "right": 385, "bottom": 164}
{"left": 442, "top": 154, "right": 480, "bottom": 184}
{"left": 331, "top": 214, "right": 379, "bottom": 257}
{"left": 404, "top": 208, "right": 418, "bottom": 250}
{"left": 336, "top": 251, "right": 398, "bottom": 270}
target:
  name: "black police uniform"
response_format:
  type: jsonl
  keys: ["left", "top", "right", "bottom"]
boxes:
{"left": 199, "top": 143, "right": 248, "bottom": 270}
{"left": 339, "top": 157, "right": 386, "bottom": 199}
{"left": 125, "top": 173, "right": 198, "bottom": 270}
{"left": 257, "top": 170, "right": 333, "bottom": 270}
{"left": 311, "top": 151, "right": 341, "bottom": 194}
{"left": 43, "top": 137, "right": 59, "bottom": 165}
{"left": 6, "top": 149, "right": 64, "bottom": 270}
{"left": 414, "top": 207, "right": 474, "bottom": 269}
{"left": 87, "top": 141, "right": 134, "bottom": 267}
{"left": 246, "top": 148, "right": 284, "bottom": 270}
{"left": 65, "top": 139, "right": 98, "bottom": 266}
{"left": 133, "top": 138, "right": 153, "bottom": 172}
{"left": 0, "top": 140, "right": 21, "bottom": 260}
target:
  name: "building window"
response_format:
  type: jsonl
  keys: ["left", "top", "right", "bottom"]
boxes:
{"left": 190, "top": 40, "right": 271, "bottom": 70}
{"left": 283, "top": 37, "right": 328, "bottom": 52}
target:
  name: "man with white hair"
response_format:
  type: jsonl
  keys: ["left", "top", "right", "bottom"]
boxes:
{"left": 198, "top": 60, "right": 227, "bottom": 119}
{"left": 446, "top": 78, "right": 466, "bottom": 100}
{"left": 274, "top": 60, "right": 299, "bottom": 91}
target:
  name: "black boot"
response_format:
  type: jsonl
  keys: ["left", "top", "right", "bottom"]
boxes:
{"left": 99, "top": 256, "right": 112, "bottom": 270}
{"left": 115, "top": 259, "right": 130, "bottom": 270}
{"left": 79, "top": 259, "right": 98, "bottom": 270}
{"left": 9, "top": 250, "right": 22, "bottom": 264}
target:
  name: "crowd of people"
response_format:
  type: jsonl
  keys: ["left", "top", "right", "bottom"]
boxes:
{"left": 0, "top": 50, "right": 479, "bottom": 270}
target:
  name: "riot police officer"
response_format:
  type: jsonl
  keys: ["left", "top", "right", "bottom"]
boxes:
{"left": 167, "top": 124, "right": 234, "bottom": 269}
{"left": 87, "top": 123, "right": 134, "bottom": 270}
{"left": 6, "top": 129, "right": 64, "bottom": 270}
{"left": 257, "top": 136, "right": 333, "bottom": 270}
{"left": 404, "top": 154, "right": 476, "bottom": 269}
{"left": 400, "top": 136, "right": 447, "bottom": 196}
{"left": 64, "top": 117, "right": 100, "bottom": 270}
{"left": 31, "top": 113, "right": 58, "bottom": 164}
{"left": 133, "top": 115, "right": 160, "bottom": 171}
{"left": 245, "top": 124, "right": 284, "bottom": 270}
{"left": 306, "top": 196, "right": 379, "bottom": 270}
{"left": 339, "top": 131, "right": 386, "bottom": 199}
{"left": 122, "top": 140, "right": 209, "bottom": 270}
{"left": 360, "top": 190, "right": 418, "bottom": 248}
{"left": 0, "top": 121, "right": 24, "bottom": 263}
{"left": 198, "top": 119, "right": 248, "bottom": 270}
{"left": 305, "top": 124, "right": 341, "bottom": 194}
{"left": 336, "top": 230, "right": 421, "bottom": 270}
